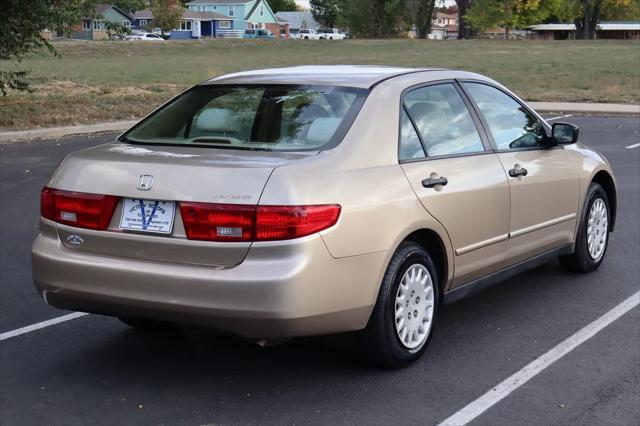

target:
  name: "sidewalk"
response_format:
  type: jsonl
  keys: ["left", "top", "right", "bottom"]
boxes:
{"left": 529, "top": 102, "right": 640, "bottom": 115}
{"left": 1, "top": 103, "right": 638, "bottom": 143}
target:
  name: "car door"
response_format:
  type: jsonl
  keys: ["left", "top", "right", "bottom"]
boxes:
{"left": 399, "top": 82, "right": 512, "bottom": 287}
{"left": 461, "top": 82, "right": 580, "bottom": 264}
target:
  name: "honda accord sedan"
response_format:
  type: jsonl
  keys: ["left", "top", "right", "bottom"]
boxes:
{"left": 32, "top": 66, "right": 617, "bottom": 367}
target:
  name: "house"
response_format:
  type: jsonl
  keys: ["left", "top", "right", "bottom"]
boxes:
{"left": 597, "top": 21, "right": 640, "bottom": 39}
{"left": 186, "top": 0, "right": 283, "bottom": 37}
{"left": 132, "top": 8, "right": 235, "bottom": 39}
{"left": 275, "top": 11, "right": 320, "bottom": 32}
{"left": 528, "top": 21, "right": 639, "bottom": 40}
{"left": 427, "top": 12, "right": 458, "bottom": 39}
{"left": 74, "top": 4, "right": 132, "bottom": 40}
{"left": 528, "top": 23, "right": 577, "bottom": 40}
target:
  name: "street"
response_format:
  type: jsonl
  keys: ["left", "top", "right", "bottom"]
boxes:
{"left": 1, "top": 115, "right": 638, "bottom": 425}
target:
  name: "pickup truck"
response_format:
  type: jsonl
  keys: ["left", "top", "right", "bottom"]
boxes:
{"left": 317, "top": 28, "right": 347, "bottom": 40}
{"left": 295, "top": 29, "right": 322, "bottom": 40}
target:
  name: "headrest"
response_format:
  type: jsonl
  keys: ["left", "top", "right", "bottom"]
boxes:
{"left": 195, "top": 108, "right": 242, "bottom": 133}
{"left": 306, "top": 117, "right": 341, "bottom": 145}
{"left": 295, "top": 104, "right": 330, "bottom": 122}
{"left": 409, "top": 102, "right": 448, "bottom": 139}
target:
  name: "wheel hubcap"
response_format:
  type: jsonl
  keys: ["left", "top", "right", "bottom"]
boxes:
{"left": 394, "top": 264, "right": 434, "bottom": 350}
{"left": 587, "top": 198, "right": 608, "bottom": 261}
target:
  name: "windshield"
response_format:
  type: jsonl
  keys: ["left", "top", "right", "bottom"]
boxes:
{"left": 121, "top": 84, "right": 368, "bottom": 151}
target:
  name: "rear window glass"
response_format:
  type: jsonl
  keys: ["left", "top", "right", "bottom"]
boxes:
{"left": 121, "top": 85, "right": 368, "bottom": 151}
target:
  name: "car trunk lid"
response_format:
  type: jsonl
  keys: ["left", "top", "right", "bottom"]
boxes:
{"left": 50, "top": 142, "right": 316, "bottom": 267}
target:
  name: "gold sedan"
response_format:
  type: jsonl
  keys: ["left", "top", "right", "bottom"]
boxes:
{"left": 32, "top": 66, "right": 617, "bottom": 368}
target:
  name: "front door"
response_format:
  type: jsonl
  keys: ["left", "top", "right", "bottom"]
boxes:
{"left": 461, "top": 82, "right": 580, "bottom": 264}
{"left": 399, "top": 82, "right": 512, "bottom": 287}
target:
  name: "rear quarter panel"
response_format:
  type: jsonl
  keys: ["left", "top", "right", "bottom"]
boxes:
{"left": 258, "top": 76, "right": 455, "bottom": 286}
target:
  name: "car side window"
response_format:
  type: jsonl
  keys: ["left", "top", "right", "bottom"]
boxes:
{"left": 403, "top": 84, "right": 485, "bottom": 157}
{"left": 462, "top": 83, "right": 547, "bottom": 150}
{"left": 399, "top": 107, "right": 426, "bottom": 161}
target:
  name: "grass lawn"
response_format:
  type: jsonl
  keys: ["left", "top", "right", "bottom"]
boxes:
{"left": 1, "top": 39, "right": 639, "bottom": 130}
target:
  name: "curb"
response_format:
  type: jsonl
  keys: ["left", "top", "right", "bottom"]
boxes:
{"left": 1, "top": 103, "right": 638, "bottom": 142}
{"left": 1, "top": 120, "right": 138, "bottom": 143}
{"left": 529, "top": 102, "right": 640, "bottom": 115}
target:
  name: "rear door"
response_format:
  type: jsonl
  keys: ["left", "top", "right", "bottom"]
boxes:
{"left": 461, "top": 82, "right": 579, "bottom": 264}
{"left": 399, "top": 82, "right": 511, "bottom": 287}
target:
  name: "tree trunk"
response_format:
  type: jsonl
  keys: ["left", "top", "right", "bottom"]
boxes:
{"left": 575, "top": 0, "right": 601, "bottom": 39}
{"left": 456, "top": 0, "right": 473, "bottom": 39}
{"left": 589, "top": 0, "right": 603, "bottom": 39}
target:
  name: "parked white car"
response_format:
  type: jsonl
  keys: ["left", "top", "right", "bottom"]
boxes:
{"left": 126, "top": 33, "right": 165, "bottom": 41}
{"left": 318, "top": 28, "right": 347, "bottom": 40}
{"left": 296, "top": 29, "right": 321, "bottom": 40}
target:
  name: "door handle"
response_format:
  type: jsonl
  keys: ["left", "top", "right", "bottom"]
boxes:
{"left": 422, "top": 176, "right": 448, "bottom": 188}
{"left": 508, "top": 164, "right": 528, "bottom": 178}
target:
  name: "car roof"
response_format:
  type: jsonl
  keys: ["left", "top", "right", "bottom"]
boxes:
{"left": 202, "top": 65, "right": 445, "bottom": 89}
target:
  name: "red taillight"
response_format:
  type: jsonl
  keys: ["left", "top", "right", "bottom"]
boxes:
{"left": 180, "top": 203, "right": 256, "bottom": 242}
{"left": 179, "top": 203, "right": 340, "bottom": 242}
{"left": 255, "top": 205, "right": 341, "bottom": 241}
{"left": 40, "top": 187, "right": 118, "bottom": 230}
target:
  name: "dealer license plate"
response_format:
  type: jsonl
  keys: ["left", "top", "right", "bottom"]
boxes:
{"left": 120, "top": 199, "right": 175, "bottom": 234}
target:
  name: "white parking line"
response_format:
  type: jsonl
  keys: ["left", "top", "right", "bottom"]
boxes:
{"left": 545, "top": 114, "right": 573, "bottom": 121}
{"left": 625, "top": 143, "right": 640, "bottom": 149}
{"left": 438, "top": 291, "right": 640, "bottom": 426}
{"left": 0, "top": 312, "right": 89, "bottom": 341}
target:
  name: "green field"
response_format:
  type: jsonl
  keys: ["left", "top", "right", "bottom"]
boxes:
{"left": 1, "top": 39, "right": 639, "bottom": 130}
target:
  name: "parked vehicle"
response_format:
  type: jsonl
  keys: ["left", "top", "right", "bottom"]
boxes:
{"left": 125, "top": 32, "right": 165, "bottom": 41}
{"left": 243, "top": 29, "right": 275, "bottom": 39}
{"left": 318, "top": 28, "right": 347, "bottom": 40}
{"left": 32, "top": 66, "right": 617, "bottom": 368}
{"left": 296, "top": 28, "right": 321, "bottom": 40}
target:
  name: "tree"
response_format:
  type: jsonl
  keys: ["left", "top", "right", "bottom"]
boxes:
{"left": 152, "top": 0, "right": 183, "bottom": 34}
{"left": 267, "top": 0, "right": 299, "bottom": 13}
{"left": 311, "top": 0, "right": 340, "bottom": 27}
{"left": 104, "top": 21, "right": 133, "bottom": 40}
{"left": 0, "top": 0, "right": 96, "bottom": 95}
{"left": 465, "top": 0, "right": 554, "bottom": 36}
{"left": 338, "top": 0, "right": 406, "bottom": 37}
{"left": 570, "top": 0, "right": 631, "bottom": 39}
{"left": 456, "top": 0, "right": 475, "bottom": 38}
{"left": 112, "top": 0, "right": 147, "bottom": 13}
{"left": 407, "top": 0, "right": 438, "bottom": 38}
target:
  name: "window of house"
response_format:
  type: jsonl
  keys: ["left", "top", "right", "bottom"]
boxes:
{"left": 403, "top": 83, "right": 485, "bottom": 157}
{"left": 92, "top": 20, "right": 103, "bottom": 30}
{"left": 180, "top": 20, "right": 192, "bottom": 31}
{"left": 260, "top": 5, "right": 264, "bottom": 16}
{"left": 122, "top": 20, "right": 130, "bottom": 28}
{"left": 462, "top": 83, "right": 547, "bottom": 150}
{"left": 82, "top": 19, "right": 91, "bottom": 30}
{"left": 139, "top": 19, "right": 147, "bottom": 27}
{"left": 219, "top": 21, "right": 231, "bottom": 29}
{"left": 228, "top": 6, "right": 235, "bottom": 16}
{"left": 206, "top": 5, "right": 213, "bottom": 11}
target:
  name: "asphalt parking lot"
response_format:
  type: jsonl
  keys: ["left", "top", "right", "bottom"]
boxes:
{"left": 1, "top": 115, "right": 638, "bottom": 425}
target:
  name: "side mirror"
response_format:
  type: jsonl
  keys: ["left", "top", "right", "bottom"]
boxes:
{"left": 552, "top": 122, "right": 579, "bottom": 144}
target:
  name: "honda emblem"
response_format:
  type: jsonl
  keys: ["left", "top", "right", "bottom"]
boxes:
{"left": 137, "top": 175, "right": 154, "bottom": 191}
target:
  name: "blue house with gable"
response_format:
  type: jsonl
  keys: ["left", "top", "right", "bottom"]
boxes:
{"left": 186, "top": 0, "right": 282, "bottom": 37}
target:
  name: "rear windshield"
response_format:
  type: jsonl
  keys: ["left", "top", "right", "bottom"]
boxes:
{"left": 121, "top": 84, "right": 368, "bottom": 151}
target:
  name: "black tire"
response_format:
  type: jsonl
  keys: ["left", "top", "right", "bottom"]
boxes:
{"left": 119, "top": 316, "right": 164, "bottom": 330}
{"left": 560, "top": 182, "right": 610, "bottom": 273}
{"left": 360, "top": 242, "right": 440, "bottom": 368}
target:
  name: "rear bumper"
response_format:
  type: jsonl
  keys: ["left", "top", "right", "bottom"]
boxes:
{"left": 31, "top": 222, "right": 387, "bottom": 339}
